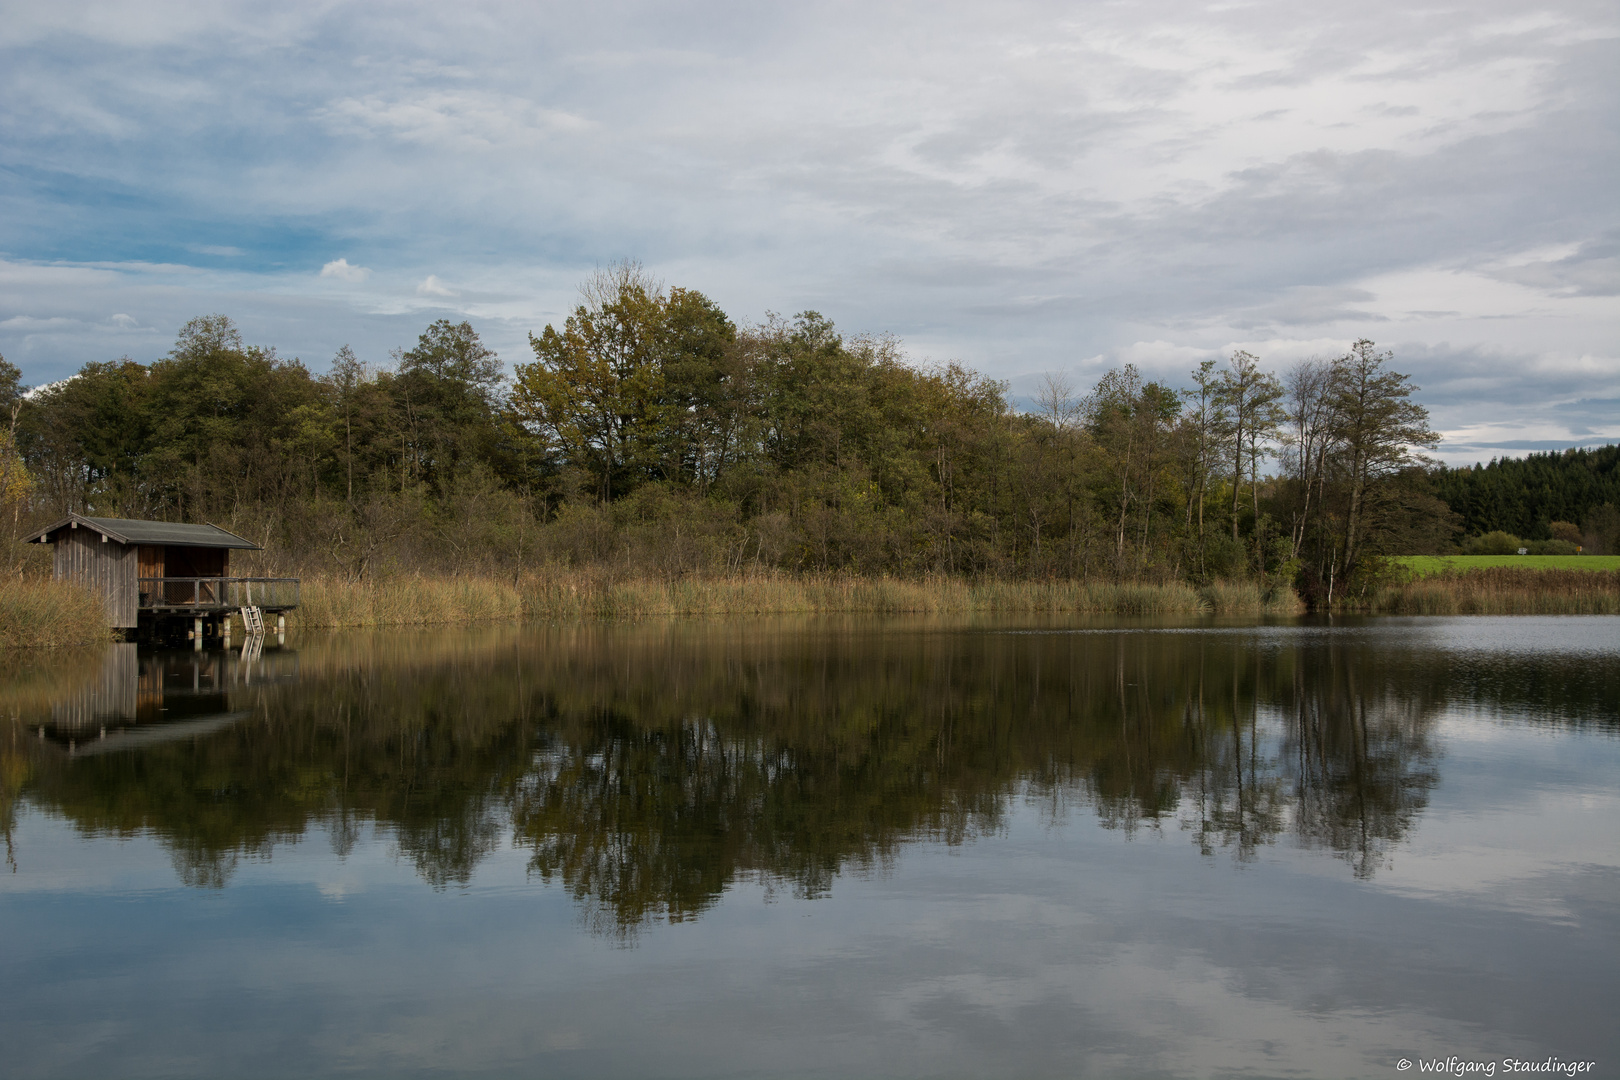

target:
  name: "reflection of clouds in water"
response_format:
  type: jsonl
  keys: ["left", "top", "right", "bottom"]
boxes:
{"left": 1004, "top": 615, "right": 1620, "bottom": 658}
{"left": 1371, "top": 615, "right": 1620, "bottom": 657}
{"left": 315, "top": 881, "right": 350, "bottom": 902}
{"left": 3, "top": 748, "right": 1616, "bottom": 1076}
{"left": 1370, "top": 721, "right": 1620, "bottom": 921}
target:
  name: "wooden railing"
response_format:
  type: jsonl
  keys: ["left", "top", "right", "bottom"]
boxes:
{"left": 137, "top": 577, "right": 300, "bottom": 610}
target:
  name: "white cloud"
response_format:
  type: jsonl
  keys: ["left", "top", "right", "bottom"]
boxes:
{"left": 0, "top": 0, "right": 1614, "bottom": 466}
{"left": 319, "top": 259, "right": 372, "bottom": 283}
{"left": 318, "top": 91, "right": 592, "bottom": 149}
{"left": 416, "top": 275, "right": 456, "bottom": 297}
{"left": 0, "top": 315, "right": 79, "bottom": 331}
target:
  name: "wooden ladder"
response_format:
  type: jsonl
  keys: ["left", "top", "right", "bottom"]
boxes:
{"left": 239, "top": 579, "right": 265, "bottom": 638}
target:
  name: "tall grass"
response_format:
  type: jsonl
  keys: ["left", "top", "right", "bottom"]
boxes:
{"left": 1363, "top": 568, "right": 1620, "bottom": 615}
{"left": 291, "top": 570, "right": 1303, "bottom": 628}
{"left": 1199, "top": 579, "right": 1305, "bottom": 616}
{"left": 296, "top": 574, "right": 525, "bottom": 628}
{"left": 0, "top": 579, "right": 113, "bottom": 649}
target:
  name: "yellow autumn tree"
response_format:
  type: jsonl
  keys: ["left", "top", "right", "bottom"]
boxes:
{"left": 0, "top": 354, "right": 32, "bottom": 526}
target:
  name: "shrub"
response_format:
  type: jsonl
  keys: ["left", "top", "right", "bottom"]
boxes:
{"left": 1463, "top": 530, "right": 1523, "bottom": 555}
{"left": 1549, "top": 521, "right": 1582, "bottom": 546}
{"left": 1201, "top": 533, "right": 1246, "bottom": 579}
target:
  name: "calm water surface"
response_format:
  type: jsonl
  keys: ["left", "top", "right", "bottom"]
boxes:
{"left": 2, "top": 615, "right": 1617, "bottom": 1078}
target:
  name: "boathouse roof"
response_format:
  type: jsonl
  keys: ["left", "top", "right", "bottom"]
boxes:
{"left": 25, "top": 514, "right": 261, "bottom": 550}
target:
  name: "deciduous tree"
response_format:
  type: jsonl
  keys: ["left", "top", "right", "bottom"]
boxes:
{"left": 1328, "top": 340, "right": 1438, "bottom": 571}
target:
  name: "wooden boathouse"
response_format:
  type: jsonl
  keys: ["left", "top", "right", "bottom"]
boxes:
{"left": 25, "top": 514, "right": 299, "bottom": 637}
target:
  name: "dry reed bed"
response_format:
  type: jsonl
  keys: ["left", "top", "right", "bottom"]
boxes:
{"left": 1364, "top": 568, "right": 1620, "bottom": 615}
{"left": 292, "top": 572, "right": 1304, "bottom": 628}
{"left": 0, "top": 580, "right": 113, "bottom": 649}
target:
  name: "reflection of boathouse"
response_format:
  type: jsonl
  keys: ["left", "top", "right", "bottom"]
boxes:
{"left": 25, "top": 513, "right": 299, "bottom": 635}
{"left": 33, "top": 641, "right": 300, "bottom": 758}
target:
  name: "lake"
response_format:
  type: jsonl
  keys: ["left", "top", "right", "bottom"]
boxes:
{"left": 2, "top": 615, "right": 1617, "bottom": 1078}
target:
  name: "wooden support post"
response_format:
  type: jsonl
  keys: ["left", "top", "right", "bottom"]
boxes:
{"left": 277, "top": 614, "right": 286, "bottom": 633}
{"left": 193, "top": 617, "right": 204, "bottom": 651}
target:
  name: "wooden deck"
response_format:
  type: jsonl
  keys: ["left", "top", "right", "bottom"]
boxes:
{"left": 138, "top": 577, "right": 300, "bottom": 614}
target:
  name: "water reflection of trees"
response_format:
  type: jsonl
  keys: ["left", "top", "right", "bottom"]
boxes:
{"left": 1179, "top": 653, "right": 1441, "bottom": 877}
{"left": 5, "top": 620, "right": 1611, "bottom": 923}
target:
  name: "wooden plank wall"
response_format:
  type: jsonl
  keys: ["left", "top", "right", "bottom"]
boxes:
{"left": 52, "top": 527, "right": 138, "bottom": 627}
{"left": 50, "top": 642, "right": 138, "bottom": 730}
{"left": 138, "top": 545, "right": 164, "bottom": 578}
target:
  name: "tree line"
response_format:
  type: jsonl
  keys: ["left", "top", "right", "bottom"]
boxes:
{"left": 1, "top": 265, "right": 1462, "bottom": 597}
{"left": 1432, "top": 445, "right": 1620, "bottom": 555}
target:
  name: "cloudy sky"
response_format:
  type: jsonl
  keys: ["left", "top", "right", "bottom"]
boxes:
{"left": 2, "top": 0, "right": 1615, "bottom": 464}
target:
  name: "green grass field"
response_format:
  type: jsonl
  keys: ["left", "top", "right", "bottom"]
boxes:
{"left": 1396, "top": 555, "right": 1620, "bottom": 576}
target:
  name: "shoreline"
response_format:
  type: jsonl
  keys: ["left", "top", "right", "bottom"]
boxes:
{"left": 5, "top": 568, "right": 1618, "bottom": 648}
